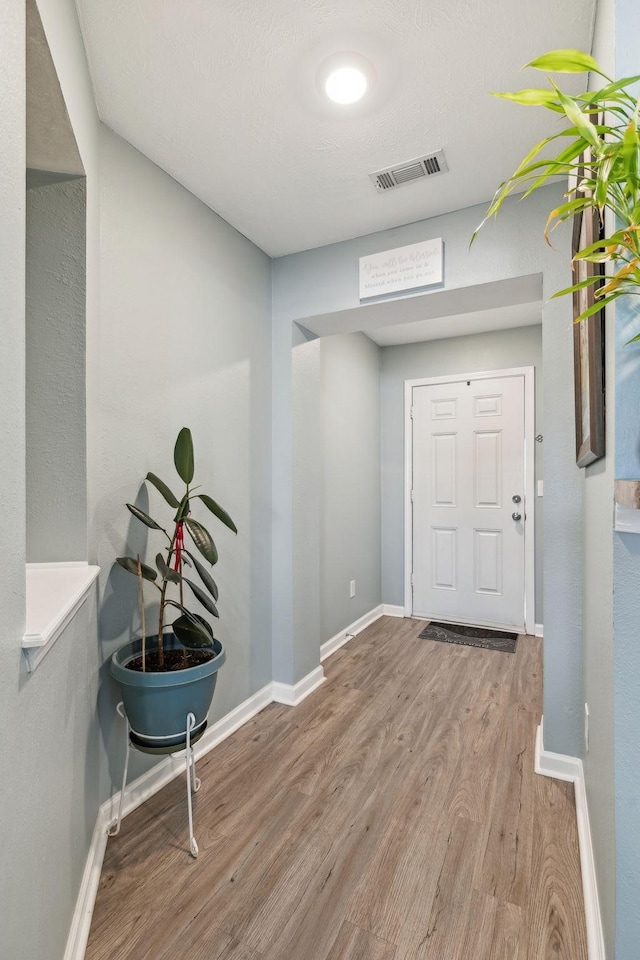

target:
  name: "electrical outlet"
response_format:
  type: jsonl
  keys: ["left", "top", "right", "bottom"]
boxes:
{"left": 349, "top": 580, "right": 356, "bottom": 598}
{"left": 584, "top": 702, "right": 590, "bottom": 753}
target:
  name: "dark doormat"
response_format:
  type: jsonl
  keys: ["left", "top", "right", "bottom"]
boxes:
{"left": 418, "top": 621, "right": 518, "bottom": 653}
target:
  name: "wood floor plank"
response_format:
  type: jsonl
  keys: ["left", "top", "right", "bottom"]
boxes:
{"left": 525, "top": 775, "right": 588, "bottom": 960}
{"left": 406, "top": 816, "right": 485, "bottom": 960}
{"left": 345, "top": 792, "right": 448, "bottom": 945}
{"left": 477, "top": 701, "right": 536, "bottom": 907}
{"left": 452, "top": 892, "right": 523, "bottom": 960}
{"left": 510, "top": 635, "right": 543, "bottom": 716}
{"left": 85, "top": 618, "right": 586, "bottom": 960}
{"left": 323, "top": 920, "right": 397, "bottom": 960}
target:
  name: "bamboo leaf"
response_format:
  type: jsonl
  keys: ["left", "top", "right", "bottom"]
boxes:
{"left": 580, "top": 252, "right": 617, "bottom": 263}
{"left": 595, "top": 154, "right": 615, "bottom": 209}
{"left": 526, "top": 50, "right": 600, "bottom": 74}
{"left": 185, "top": 549, "right": 218, "bottom": 600}
{"left": 116, "top": 556, "right": 158, "bottom": 581}
{"left": 574, "top": 293, "right": 616, "bottom": 322}
{"left": 551, "top": 82, "right": 601, "bottom": 150}
{"left": 588, "top": 75, "right": 640, "bottom": 102}
{"left": 196, "top": 494, "right": 238, "bottom": 534}
{"left": 174, "top": 427, "right": 194, "bottom": 484}
{"left": 185, "top": 578, "right": 219, "bottom": 617}
{"left": 156, "top": 552, "right": 181, "bottom": 583}
{"left": 145, "top": 472, "right": 180, "bottom": 508}
{"left": 544, "top": 197, "right": 590, "bottom": 242}
{"left": 185, "top": 518, "right": 218, "bottom": 565}
{"left": 492, "top": 89, "right": 561, "bottom": 109}
{"left": 622, "top": 120, "right": 639, "bottom": 190}
{"left": 551, "top": 276, "right": 606, "bottom": 299}
{"left": 126, "top": 503, "right": 163, "bottom": 530}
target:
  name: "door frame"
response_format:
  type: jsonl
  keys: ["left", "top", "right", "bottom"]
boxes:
{"left": 404, "top": 366, "right": 536, "bottom": 635}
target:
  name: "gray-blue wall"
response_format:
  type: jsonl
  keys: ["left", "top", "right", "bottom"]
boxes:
{"left": 321, "top": 333, "right": 382, "bottom": 641}
{"left": 580, "top": 1, "right": 616, "bottom": 955}
{"left": 26, "top": 176, "right": 87, "bottom": 562}
{"left": 0, "top": 2, "right": 102, "bottom": 958}
{"left": 613, "top": 4, "right": 640, "bottom": 956}
{"left": 95, "top": 125, "right": 273, "bottom": 794}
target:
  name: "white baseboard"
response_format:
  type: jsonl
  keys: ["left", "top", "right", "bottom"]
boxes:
{"left": 320, "top": 604, "right": 384, "bottom": 661}
{"left": 382, "top": 604, "right": 404, "bottom": 617}
{"left": 535, "top": 719, "right": 605, "bottom": 960}
{"left": 272, "top": 666, "right": 326, "bottom": 706}
{"left": 534, "top": 623, "right": 544, "bottom": 638}
{"left": 63, "top": 812, "right": 109, "bottom": 960}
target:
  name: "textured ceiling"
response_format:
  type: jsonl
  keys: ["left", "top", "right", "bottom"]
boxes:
{"left": 75, "top": 0, "right": 596, "bottom": 257}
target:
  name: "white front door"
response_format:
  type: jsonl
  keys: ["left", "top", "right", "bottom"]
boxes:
{"left": 411, "top": 373, "right": 527, "bottom": 631}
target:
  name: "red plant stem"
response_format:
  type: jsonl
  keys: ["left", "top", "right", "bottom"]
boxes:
{"left": 158, "top": 527, "right": 179, "bottom": 669}
{"left": 137, "top": 554, "right": 146, "bottom": 672}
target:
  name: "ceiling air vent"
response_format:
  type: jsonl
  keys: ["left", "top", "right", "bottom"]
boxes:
{"left": 369, "top": 150, "right": 448, "bottom": 193}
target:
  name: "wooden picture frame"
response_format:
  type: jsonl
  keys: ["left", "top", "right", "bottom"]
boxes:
{"left": 572, "top": 156, "right": 605, "bottom": 468}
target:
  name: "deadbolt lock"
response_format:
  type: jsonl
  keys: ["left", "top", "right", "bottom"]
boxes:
{"left": 512, "top": 494, "right": 521, "bottom": 503}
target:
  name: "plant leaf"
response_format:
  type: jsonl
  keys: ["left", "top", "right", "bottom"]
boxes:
{"left": 185, "top": 578, "right": 219, "bottom": 617}
{"left": 116, "top": 556, "right": 158, "bottom": 581}
{"left": 196, "top": 494, "right": 238, "bottom": 534}
{"left": 526, "top": 50, "right": 600, "bottom": 74}
{"left": 174, "top": 427, "right": 194, "bottom": 485}
{"left": 551, "top": 81, "right": 601, "bottom": 151}
{"left": 551, "top": 276, "right": 606, "bottom": 299}
{"left": 174, "top": 493, "right": 190, "bottom": 522}
{"left": 156, "top": 552, "right": 181, "bottom": 583}
{"left": 185, "top": 518, "right": 218, "bottom": 565}
{"left": 492, "top": 89, "right": 562, "bottom": 109}
{"left": 126, "top": 503, "right": 163, "bottom": 530}
{"left": 185, "top": 549, "right": 219, "bottom": 600}
{"left": 145, "top": 472, "right": 180, "bottom": 508}
{"left": 574, "top": 293, "right": 615, "bottom": 322}
{"left": 171, "top": 613, "right": 214, "bottom": 649}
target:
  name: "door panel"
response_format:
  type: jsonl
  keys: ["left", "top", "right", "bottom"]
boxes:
{"left": 412, "top": 374, "right": 526, "bottom": 630}
{"left": 432, "top": 434, "right": 456, "bottom": 505}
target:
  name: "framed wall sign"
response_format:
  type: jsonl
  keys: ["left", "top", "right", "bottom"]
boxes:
{"left": 359, "top": 238, "right": 443, "bottom": 300}
{"left": 572, "top": 155, "right": 605, "bottom": 468}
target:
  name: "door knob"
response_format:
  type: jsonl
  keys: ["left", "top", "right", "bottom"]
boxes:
{"left": 512, "top": 494, "right": 521, "bottom": 503}
{"left": 512, "top": 512, "right": 522, "bottom": 522}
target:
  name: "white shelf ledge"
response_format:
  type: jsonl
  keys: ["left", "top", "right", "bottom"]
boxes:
{"left": 22, "top": 562, "right": 100, "bottom": 672}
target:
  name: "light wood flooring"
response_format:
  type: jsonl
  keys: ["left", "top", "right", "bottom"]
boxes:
{"left": 86, "top": 617, "right": 587, "bottom": 960}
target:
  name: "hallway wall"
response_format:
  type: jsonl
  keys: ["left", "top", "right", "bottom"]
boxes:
{"left": 581, "top": 1, "right": 616, "bottom": 954}
{"left": 321, "top": 333, "right": 382, "bottom": 642}
{"left": 95, "top": 125, "right": 273, "bottom": 795}
{"left": 612, "top": 1, "right": 640, "bottom": 954}
{"left": 0, "top": 1, "right": 103, "bottom": 958}
{"left": 1, "top": 1, "right": 273, "bottom": 957}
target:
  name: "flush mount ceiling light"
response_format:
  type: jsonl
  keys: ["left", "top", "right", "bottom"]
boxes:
{"left": 317, "top": 53, "right": 376, "bottom": 106}
{"left": 326, "top": 66, "right": 367, "bottom": 104}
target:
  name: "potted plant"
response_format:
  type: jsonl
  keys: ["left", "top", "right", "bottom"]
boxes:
{"left": 473, "top": 49, "right": 640, "bottom": 330}
{"left": 111, "top": 427, "right": 237, "bottom": 753}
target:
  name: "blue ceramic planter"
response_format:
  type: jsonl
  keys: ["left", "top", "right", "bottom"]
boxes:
{"left": 111, "top": 632, "right": 225, "bottom": 753}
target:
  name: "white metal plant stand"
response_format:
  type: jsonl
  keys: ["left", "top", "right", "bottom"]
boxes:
{"left": 108, "top": 701, "right": 202, "bottom": 858}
